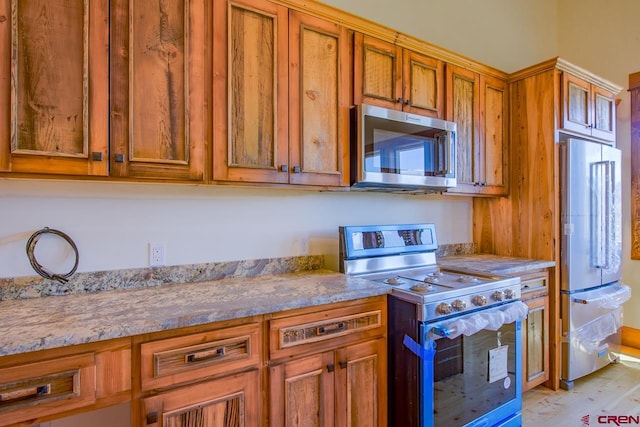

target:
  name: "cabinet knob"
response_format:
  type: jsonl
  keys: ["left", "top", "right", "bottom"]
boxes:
{"left": 146, "top": 412, "right": 158, "bottom": 425}
{"left": 280, "top": 165, "right": 288, "bottom": 172}
{"left": 292, "top": 166, "right": 301, "bottom": 173}
{"left": 327, "top": 363, "right": 335, "bottom": 372}
{"left": 339, "top": 360, "right": 348, "bottom": 369}
{"left": 91, "top": 152, "right": 104, "bottom": 161}
{"left": 114, "top": 153, "right": 126, "bottom": 163}
{"left": 397, "top": 97, "right": 403, "bottom": 104}
{"left": 405, "top": 99, "right": 412, "bottom": 106}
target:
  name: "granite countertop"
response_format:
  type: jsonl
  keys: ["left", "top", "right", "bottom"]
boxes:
{"left": 437, "top": 253, "right": 555, "bottom": 275}
{"left": 0, "top": 269, "right": 389, "bottom": 357}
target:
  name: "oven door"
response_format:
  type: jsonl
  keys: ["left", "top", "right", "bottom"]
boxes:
{"left": 420, "top": 302, "right": 526, "bottom": 427}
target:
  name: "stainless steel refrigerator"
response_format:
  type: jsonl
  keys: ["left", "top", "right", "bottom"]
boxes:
{"left": 560, "top": 138, "right": 631, "bottom": 389}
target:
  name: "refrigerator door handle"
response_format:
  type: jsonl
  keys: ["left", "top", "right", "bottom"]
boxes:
{"left": 590, "top": 161, "right": 612, "bottom": 269}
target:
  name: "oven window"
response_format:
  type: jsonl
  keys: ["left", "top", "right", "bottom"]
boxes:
{"left": 433, "top": 323, "right": 518, "bottom": 426}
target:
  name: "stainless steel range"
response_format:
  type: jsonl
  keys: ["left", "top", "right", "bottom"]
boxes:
{"left": 339, "top": 223, "right": 528, "bottom": 427}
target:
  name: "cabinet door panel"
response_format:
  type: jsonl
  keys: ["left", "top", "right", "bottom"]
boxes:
{"left": 335, "top": 339, "right": 386, "bottom": 427}
{"left": 446, "top": 65, "right": 480, "bottom": 188}
{"left": 561, "top": 73, "right": 591, "bottom": 137}
{"left": 110, "top": 0, "right": 205, "bottom": 180}
{"left": 592, "top": 86, "right": 616, "bottom": 141}
{"left": 2, "top": 0, "right": 109, "bottom": 175}
{"left": 288, "top": 12, "right": 349, "bottom": 186}
{"left": 143, "top": 370, "right": 260, "bottom": 427}
{"left": 213, "top": 0, "right": 288, "bottom": 183}
{"left": 353, "top": 34, "right": 402, "bottom": 109}
{"left": 523, "top": 295, "right": 549, "bottom": 391}
{"left": 270, "top": 351, "right": 334, "bottom": 427}
{"left": 480, "top": 75, "right": 508, "bottom": 194}
{"left": 403, "top": 51, "right": 444, "bottom": 118}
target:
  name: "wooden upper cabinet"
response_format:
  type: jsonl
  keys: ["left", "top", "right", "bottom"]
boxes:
{"left": 288, "top": 11, "right": 350, "bottom": 186}
{"left": 354, "top": 33, "right": 444, "bottom": 118}
{"left": 213, "top": 0, "right": 289, "bottom": 184}
{"left": 446, "top": 65, "right": 480, "bottom": 191}
{"left": 0, "top": 0, "right": 109, "bottom": 175}
{"left": 446, "top": 65, "right": 508, "bottom": 196}
{"left": 110, "top": 0, "right": 206, "bottom": 180}
{"left": 213, "top": 1, "right": 349, "bottom": 186}
{"left": 561, "top": 72, "right": 616, "bottom": 143}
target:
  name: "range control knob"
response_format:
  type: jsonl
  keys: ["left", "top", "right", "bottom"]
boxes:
{"left": 472, "top": 295, "right": 487, "bottom": 307}
{"left": 436, "top": 302, "right": 453, "bottom": 315}
{"left": 504, "top": 289, "right": 515, "bottom": 300}
{"left": 492, "top": 290, "right": 505, "bottom": 301}
{"left": 451, "top": 300, "right": 467, "bottom": 311}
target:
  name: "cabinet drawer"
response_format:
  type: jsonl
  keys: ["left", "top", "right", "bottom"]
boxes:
{"left": 269, "top": 300, "right": 386, "bottom": 360}
{"left": 520, "top": 271, "right": 549, "bottom": 301}
{"left": 0, "top": 353, "right": 96, "bottom": 426}
{"left": 140, "top": 323, "right": 260, "bottom": 391}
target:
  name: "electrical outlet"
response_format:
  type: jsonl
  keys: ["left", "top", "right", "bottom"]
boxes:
{"left": 149, "top": 242, "right": 165, "bottom": 267}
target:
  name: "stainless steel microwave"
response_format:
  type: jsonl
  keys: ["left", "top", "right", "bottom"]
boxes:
{"left": 350, "top": 104, "right": 457, "bottom": 193}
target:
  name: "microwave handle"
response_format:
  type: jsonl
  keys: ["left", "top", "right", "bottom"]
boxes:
{"left": 437, "top": 132, "right": 454, "bottom": 176}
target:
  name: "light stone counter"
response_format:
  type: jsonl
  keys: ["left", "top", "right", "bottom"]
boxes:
{"left": 0, "top": 269, "right": 389, "bottom": 357}
{"left": 437, "top": 253, "right": 555, "bottom": 275}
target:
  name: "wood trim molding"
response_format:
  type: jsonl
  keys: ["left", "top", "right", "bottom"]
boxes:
{"left": 510, "top": 57, "right": 623, "bottom": 95}
{"left": 622, "top": 326, "right": 640, "bottom": 349}
{"left": 631, "top": 79, "right": 640, "bottom": 259}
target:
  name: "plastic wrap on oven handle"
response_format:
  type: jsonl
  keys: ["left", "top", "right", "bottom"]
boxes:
{"left": 430, "top": 301, "right": 528, "bottom": 339}
{"left": 571, "top": 307, "right": 623, "bottom": 353}
{"left": 572, "top": 284, "right": 631, "bottom": 308}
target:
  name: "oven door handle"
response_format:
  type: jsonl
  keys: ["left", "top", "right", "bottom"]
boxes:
{"left": 430, "top": 325, "right": 456, "bottom": 338}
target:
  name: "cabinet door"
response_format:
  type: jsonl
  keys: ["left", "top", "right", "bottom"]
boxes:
{"left": 0, "top": 0, "right": 109, "bottom": 175}
{"left": 335, "top": 339, "right": 386, "bottom": 427}
{"left": 561, "top": 73, "right": 592, "bottom": 138}
{"left": 446, "top": 64, "right": 480, "bottom": 191}
{"left": 213, "top": 0, "right": 289, "bottom": 184}
{"left": 353, "top": 33, "right": 403, "bottom": 110}
{"left": 288, "top": 12, "right": 350, "bottom": 186}
{"left": 142, "top": 370, "right": 260, "bottom": 427}
{"left": 270, "top": 351, "right": 335, "bottom": 427}
{"left": 402, "top": 51, "right": 444, "bottom": 118}
{"left": 523, "top": 295, "right": 549, "bottom": 392}
{"left": 110, "top": 0, "right": 206, "bottom": 180}
{"left": 591, "top": 85, "right": 616, "bottom": 142}
{"left": 478, "top": 74, "right": 508, "bottom": 195}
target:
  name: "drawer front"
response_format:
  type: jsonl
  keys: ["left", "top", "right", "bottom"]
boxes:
{"left": 0, "top": 353, "right": 96, "bottom": 426}
{"left": 270, "top": 300, "right": 386, "bottom": 360}
{"left": 140, "top": 323, "right": 260, "bottom": 391}
{"left": 521, "top": 271, "right": 549, "bottom": 301}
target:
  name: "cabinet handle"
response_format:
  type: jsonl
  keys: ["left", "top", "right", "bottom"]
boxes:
{"left": 317, "top": 322, "right": 345, "bottom": 336}
{"left": 327, "top": 363, "right": 335, "bottom": 372}
{"left": 185, "top": 347, "right": 225, "bottom": 363}
{"left": 114, "top": 153, "right": 125, "bottom": 163}
{"left": 146, "top": 412, "right": 159, "bottom": 425}
{"left": 280, "top": 165, "right": 288, "bottom": 172}
{"left": 339, "top": 360, "right": 348, "bottom": 369}
{"left": 91, "top": 152, "right": 104, "bottom": 161}
{"left": 0, "top": 384, "right": 50, "bottom": 403}
{"left": 405, "top": 99, "right": 412, "bottom": 106}
{"left": 397, "top": 97, "right": 403, "bottom": 104}
{"left": 292, "top": 166, "right": 301, "bottom": 173}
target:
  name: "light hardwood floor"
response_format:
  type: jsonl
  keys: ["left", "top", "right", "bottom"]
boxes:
{"left": 522, "top": 347, "right": 640, "bottom": 426}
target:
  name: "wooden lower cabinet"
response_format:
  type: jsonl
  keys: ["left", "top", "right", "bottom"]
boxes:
{"left": 520, "top": 271, "right": 550, "bottom": 392}
{"left": 142, "top": 370, "right": 260, "bottom": 427}
{"left": 269, "top": 339, "right": 385, "bottom": 427}
{"left": 268, "top": 297, "right": 387, "bottom": 427}
{"left": 0, "top": 338, "right": 131, "bottom": 427}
